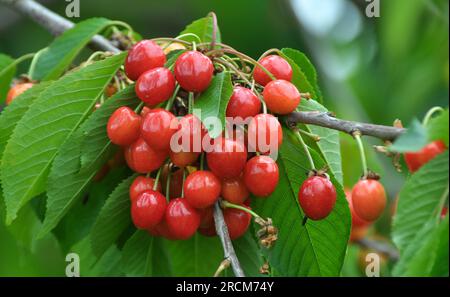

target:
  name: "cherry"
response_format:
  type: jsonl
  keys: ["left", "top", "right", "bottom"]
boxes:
{"left": 131, "top": 190, "right": 167, "bottom": 229}
{"left": 161, "top": 166, "right": 184, "bottom": 199}
{"left": 345, "top": 189, "right": 370, "bottom": 228}
{"left": 169, "top": 150, "right": 200, "bottom": 168}
{"left": 135, "top": 67, "right": 176, "bottom": 106}
{"left": 247, "top": 113, "right": 283, "bottom": 154}
{"left": 107, "top": 107, "right": 141, "bottom": 146}
{"left": 206, "top": 137, "right": 247, "bottom": 179}
{"left": 404, "top": 140, "right": 447, "bottom": 173}
{"left": 140, "top": 106, "right": 151, "bottom": 118}
{"left": 226, "top": 86, "right": 261, "bottom": 119}
{"left": 129, "top": 176, "right": 162, "bottom": 201}
{"left": 6, "top": 82, "right": 34, "bottom": 105}
{"left": 141, "top": 108, "right": 178, "bottom": 151}
{"left": 125, "top": 40, "right": 166, "bottom": 81}
{"left": 351, "top": 179, "right": 386, "bottom": 222}
{"left": 197, "top": 207, "right": 216, "bottom": 237}
{"left": 263, "top": 80, "right": 301, "bottom": 115}
{"left": 221, "top": 177, "right": 249, "bottom": 205}
{"left": 165, "top": 198, "right": 201, "bottom": 240}
{"left": 198, "top": 224, "right": 217, "bottom": 237}
{"left": 350, "top": 226, "right": 369, "bottom": 242}
{"left": 298, "top": 175, "right": 336, "bottom": 220}
{"left": 243, "top": 155, "right": 279, "bottom": 197}
{"left": 184, "top": 170, "right": 221, "bottom": 208}
{"left": 174, "top": 114, "right": 207, "bottom": 153}
{"left": 253, "top": 55, "right": 292, "bottom": 86}
{"left": 223, "top": 206, "right": 251, "bottom": 240}
{"left": 125, "top": 138, "right": 167, "bottom": 173}
{"left": 174, "top": 51, "right": 214, "bottom": 92}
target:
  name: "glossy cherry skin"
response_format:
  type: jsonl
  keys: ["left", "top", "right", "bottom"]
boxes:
{"left": 243, "top": 156, "right": 279, "bottom": 197}
{"left": 169, "top": 150, "right": 200, "bottom": 168}
{"left": 223, "top": 207, "right": 251, "bottom": 240}
{"left": 125, "top": 40, "right": 166, "bottom": 81}
{"left": 298, "top": 176, "right": 337, "bottom": 220}
{"left": 174, "top": 114, "right": 207, "bottom": 153}
{"left": 247, "top": 114, "right": 283, "bottom": 154}
{"left": 226, "top": 86, "right": 261, "bottom": 119}
{"left": 253, "top": 55, "right": 292, "bottom": 86}
{"left": 165, "top": 198, "right": 201, "bottom": 240}
{"left": 352, "top": 179, "right": 387, "bottom": 222}
{"left": 174, "top": 51, "right": 214, "bottom": 92}
{"left": 184, "top": 171, "right": 221, "bottom": 209}
{"left": 129, "top": 176, "right": 162, "bottom": 201}
{"left": 131, "top": 190, "right": 167, "bottom": 229}
{"left": 206, "top": 137, "right": 247, "bottom": 179}
{"left": 136, "top": 67, "right": 176, "bottom": 106}
{"left": 263, "top": 80, "right": 300, "bottom": 115}
{"left": 141, "top": 108, "right": 178, "bottom": 151}
{"left": 107, "top": 107, "right": 141, "bottom": 146}
{"left": 404, "top": 140, "right": 447, "bottom": 173}
{"left": 221, "top": 177, "right": 249, "bottom": 205}
{"left": 6, "top": 82, "right": 34, "bottom": 105}
{"left": 125, "top": 138, "right": 167, "bottom": 173}
{"left": 345, "top": 189, "right": 370, "bottom": 228}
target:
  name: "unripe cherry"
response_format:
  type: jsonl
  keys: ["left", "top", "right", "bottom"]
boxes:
{"left": 174, "top": 51, "right": 214, "bottom": 92}
{"left": 243, "top": 156, "right": 279, "bottom": 197}
{"left": 263, "top": 79, "right": 301, "bottom": 115}
{"left": 135, "top": 67, "right": 175, "bottom": 106}
{"left": 131, "top": 190, "right": 167, "bottom": 229}
{"left": 253, "top": 55, "right": 292, "bottom": 86}
{"left": 107, "top": 107, "right": 141, "bottom": 146}
{"left": 352, "top": 179, "right": 387, "bottom": 222}
{"left": 125, "top": 40, "right": 166, "bottom": 81}
{"left": 298, "top": 175, "right": 337, "bottom": 220}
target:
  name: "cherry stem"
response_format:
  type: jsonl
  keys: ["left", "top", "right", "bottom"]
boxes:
{"left": 200, "top": 153, "right": 205, "bottom": 170}
{"left": 109, "top": 20, "right": 134, "bottom": 39}
{"left": 174, "top": 33, "right": 202, "bottom": 44}
{"left": 353, "top": 131, "right": 368, "bottom": 177}
{"left": 181, "top": 169, "right": 187, "bottom": 198}
{"left": 298, "top": 128, "right": 321, "bottom": 142}
{"left": 213, "top": 259, "right": 231, "bottom": 277}
{"left": 134, "top": 101, "right": 145, "bottom": 113}
{"left": 165, "top": 167, "right": 171, "bottom": 201}
{"left": 192, "top": 41, "right": 197, "bottom": 51}
{"left": 221, "top": 200, "right": 261, "bottom": 219}
{"left": 302, "top": 217, "right": 308, "bottom": 226}
{"left": 257, "top": 48, "right": 283, "bottom": 60}
{"left": 188, "top": 92, "right": 194, "bottom": 114}
{"left": 151, "top": 37, "right": 192, "bottom": 46}
{"left": 153, "top": 167, "right": 163, "bottom": 191}
{"left": 165, "top": 84, "right": 180, "bottom": 111}
{"left": 295, "top": 131, "right": 316, "bottom": 170}
{"left": 422, "top": 106, "right": 444, "bottom": 126}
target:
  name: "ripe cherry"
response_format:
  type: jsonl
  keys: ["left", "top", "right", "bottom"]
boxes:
{"left": 174, "top": 51, "right": 214, "bottom": 92}
{"left": 129, "top": 176, "right": 162, "bottom": 201}
{"left": 131, "top": 190, "right": 167, "bottom": 229}
{"left": 206, "top": 137, "right": 247, "bottom": 179}
{"left": 125, "top": 40, "right": 166, "bottom": 81}
{"left": 125, "top": 138, "right": 167, "bottom": 173}
{"left": 135, "top": 67, "right": 175, "bottom": 106}
{"left": 140, "top": 106, "right": 151, "bottom": 118}
{"left": 141, "top": 108, "right": 178, "bottom": 151}
{"left": 197, "top": 207, "right": 216, "bottom": 237}
{"left": 226, "top": 86, "right": 261, "bottom": 119}
{"left": 6, "top": 82, "right": 34, "bottom": 105}
{"left": 247, "top": 113, "right": 283, "bottom": 154}
{"left": 161, "top": 166, "right": 184, "bottom": 199}
{"left": 352, "top": 179, "right": 386, "bottom": 222}
{"left": 253, "top": 55, "right": 292, "bottom": 86}
{"left": 175, "top": 114, "right": 206, "bottom": 153}
{"left": 345, "top": 189, "right": 370, "bottom": 228}
{"left": 263, "top": 80, "right": 301, "bottom": 115}
{"left": 184, "top": 170, "right": 221, "bottom": 208}
{"left": 298, "top": 175, "right": 337, "bottom": 220}
{"left": 169, "top": 150, "right": 200, "bottom": 168}
{"left": 165, "top": 198, "right": 201, "bottom": 240}
{"left": 404, "top": 140, "right": 447, "bottom": 173}
{"left": 221, "top": 177, "right": 249, "bottom": 205}
{"left": 107, "top": 107, "right": 141, "bottom": 146}
{"left": 243, "top": 156, "right": 279, "bottom": 197}
{"left": 223, "top": 207, "right": 251, "bottom": 240}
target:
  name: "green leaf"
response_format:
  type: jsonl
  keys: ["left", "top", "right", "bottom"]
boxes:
{"left": 193, "top": 72, "right": 233, "bottom": 138}
{"left": 427, "top": 109, "right": 449, "bottom": 146}
{"left": 179, "top": 15, "right": 221, "bottom": 43}
{"left": 252, "top": 128, "right": 350, "bottom": 276}
{"left": 392, "top": 151, "right": 449, "bottom": 252}
{"left": 1, "top": 53, "right": 125, "bottom": 225}
{"left": 0, "top": 53, "right": 16, "bottom": 104}
{"left": 389, "top": 119, "right": 428, "bottom": 152}
{"left": 90, "top": 174, "right": 137, "bottom": 258}
{"left": 30, "top": 18, "right": 114, "bottom": 81}
{"left": 121, "top": 231, "right": 171, "bottom": 276}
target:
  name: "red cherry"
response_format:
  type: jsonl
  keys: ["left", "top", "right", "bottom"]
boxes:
{"left": 221, "top": 177, "right": 249, "bottom": 205}
{"left": 107, "top": 107, "right": 141, "bottom": 146}
{"left": 352, "top": 179, "right": 387, "bottom": 222}
{"left": 125, "top": 138, "right": 167, "bottom": 173}
{"left": 135, "top": 67, "right": 175, "bottom": 106}
{"left": 6, "top": 82, "right": 34, "bottom": 105}
{"left": 129, "top": 176, "right": 162, "bottom": 201}
{"left": 140, "top": 106, "right": 151, "bottom": 118}
{"left": 226, "top": 86, "right": 261, "bottom": 119}
{"left": 253, "top": 55, "right": 292, "bottom": 86}
{"left": 184, "top": 171, "right": 221, "bottom": 208}
{"left": 174, "top": 51, "right": 214, "bottom": 92}
{"left": 125, "top": 40, "right": 166, "bottom": 81}
{"left": 243, "top": 156, "right": 279, "bottom": 197}
{"left": 223, "top": 207, "right": 251, "bottom": 240}
{"left": 345, "top": 189, "right": 370, "bottom": 228}
{"left": 197, "top": 207, "right": 216, "bottom": 237}
{"left": 298, "top": 175, "right": 337, "bottom": 220}
{"left": 131, "top": 190, "right": 167, "bottom": 229}
{"left": 247, "top": 113, "right": 283, "bottom": 154}
{"left": 141, "top": 108, "right": 178, "bottom": 151}
{"left": 169, "top": 150, "right": 200, "bottom": 168}
{"left": 404, "top": 140, "right": 447, "bottom": 173}
{"left": 263, "top": 80, "right": 301, "bottom": 115}
{"left": 175, "top": 114, "right": 206, "bottom": 153}
{"left": 441, "top": 207, "right": 448, "bottom": 219}
{"left": 206, "top": 137, "right": 247, "bottom": 179}
{"left": 161, "top": 166, "right": 184, "bottom": 199}
{"left": 149, "top": 219, "right": 177, "bottom": 240}
{"left": 165, "top": 198, "right": 201, "bottom": 240}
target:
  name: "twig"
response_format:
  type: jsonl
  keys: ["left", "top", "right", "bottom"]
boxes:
{"left": 356, "top": 238, "right": 400, "bottom": 261}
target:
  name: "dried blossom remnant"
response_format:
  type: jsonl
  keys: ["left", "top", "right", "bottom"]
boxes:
{"left": 259, "top": 262, "right": 270, "bottom": 275}
{"left": 255, "top": 217, "right": 278, "bottom": 248}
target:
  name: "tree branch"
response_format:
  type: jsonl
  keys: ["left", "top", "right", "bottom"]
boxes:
{"left": 356, "top": 238, "right": 400, "bottom": 261}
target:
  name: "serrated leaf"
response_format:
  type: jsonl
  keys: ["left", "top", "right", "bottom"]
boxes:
{"left": 193, "top": 72, "right": 233, "bottom": 138}
{"left": 252, "top": 128, "right": 350, "bottom": 276}
{"left": 389, "top": 119, "right": 428, "bottom": 152}
{"left": 280, "top": 50, "right": 317, "bottom": 100}
{"left": 0, "top": 53, "right": 16, "bottom": 104}
{"left": 1, "top": 53, "right": 126, "bottom": 225}
{"left": 179, "top": 16, "right": 221, "bottom": 43}
{"left": 30, "top": 18, "right": 114, "bottom": 81}
{"left": 427, "top": 109, "right": 449, "bottom": 146}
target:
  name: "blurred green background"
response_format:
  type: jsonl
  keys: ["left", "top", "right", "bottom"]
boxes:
{"left": 0, "top": 0, "right": 448, "bottom": 276}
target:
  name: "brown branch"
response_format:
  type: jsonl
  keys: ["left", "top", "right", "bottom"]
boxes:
{"left": 356, "top": 238, "right": 400, "bottom": 261}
